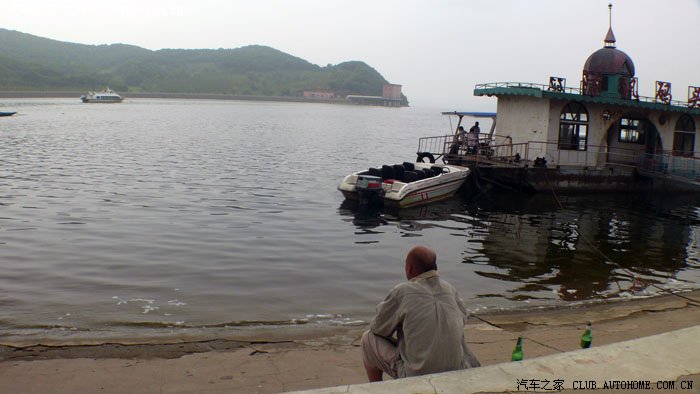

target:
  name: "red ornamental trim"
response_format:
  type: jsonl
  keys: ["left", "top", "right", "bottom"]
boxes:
{"left": 688, "top": 86, "right": 700, "bottom": 109}
{"left": 582, "top": 71, "right": 602, "bottom": 96}
{"left": 629, "top": 77, "right": 639, "bottom": 100}
{"left": 404, "top": 178, "right": 465, "bottom": 199}
{"left": 548, "top": 76, "right": 566, "bottom": 92}
{"left": 655, "top": 81, "right": 672, "bottom": 104}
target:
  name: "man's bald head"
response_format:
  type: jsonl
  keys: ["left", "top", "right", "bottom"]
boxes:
{"left": 405, "top": 246, "right": 437, "bottom": 280}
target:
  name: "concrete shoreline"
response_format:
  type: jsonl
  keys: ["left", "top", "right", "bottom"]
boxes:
{"left": 1, "top": 290, "right": 698, "bottom": 393}
{"left": 0, "top": 90, "right": 356, "bottom": 105}
{"left": 295, "top": 326, "right": 700, "bottom": 394}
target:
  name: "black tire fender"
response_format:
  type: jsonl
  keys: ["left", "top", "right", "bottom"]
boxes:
{"left": 416, "top": 152, "right": 436, "bottom": 163}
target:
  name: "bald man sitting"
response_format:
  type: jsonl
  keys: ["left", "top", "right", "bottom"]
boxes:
{"left": 361, "top": 245, "right": 480, "bottom": 381}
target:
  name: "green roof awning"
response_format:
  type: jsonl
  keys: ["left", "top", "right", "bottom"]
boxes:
{"left": 474, "top": 83, "right": 700, "bottom": 115}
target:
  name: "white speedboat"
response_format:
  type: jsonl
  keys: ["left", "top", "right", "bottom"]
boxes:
{"left": 338, "top": 162, "right": 470, "bottom": 208}
{"left": 80, "top": 87, "right": 123, "bottom": 103}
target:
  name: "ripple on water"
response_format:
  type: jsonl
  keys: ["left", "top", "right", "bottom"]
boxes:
{"left": 0, "top": 99, "right": 699, "bottom": 342}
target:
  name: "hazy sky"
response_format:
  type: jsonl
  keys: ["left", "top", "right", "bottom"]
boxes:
{"left": 2, "top": 0, "right": 699, "bottom": 109}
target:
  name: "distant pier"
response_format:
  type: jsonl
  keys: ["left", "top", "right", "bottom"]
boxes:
{"left": 0, "top": 90, "right": 408, "bottom": 107}
{"left": 346, "top": 95, "right": 404, "bottom": 107}
{"left": 345, "top": 83, "right": 408, "bottom": 107}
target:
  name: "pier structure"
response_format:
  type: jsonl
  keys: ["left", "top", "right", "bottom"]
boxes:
{"left": 418, "top": 5, "right": 700, "bottom": 192}
{"left": 347, "top": 83, "right": 407, "bottom": 107}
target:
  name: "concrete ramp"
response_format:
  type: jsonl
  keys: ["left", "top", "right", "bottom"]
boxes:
{"left": 292, "top": 325, "right": 700, "bottom": 393}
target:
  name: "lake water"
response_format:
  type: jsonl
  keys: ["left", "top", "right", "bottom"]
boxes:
{"left": 1, "top": 98, "right": 699, "bottom": 343}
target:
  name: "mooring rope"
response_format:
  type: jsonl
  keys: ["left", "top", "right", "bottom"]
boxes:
{"left": 473, "top": 166, "right": 517, "bottom": 192}
{"left": 465, "top": 165, "right": 700, "bottom": 361}
{"left": 455, "top": 159, "right": 700, "bottom": 364}
{"left": 468, "top": 313, "right": 567, "bottom": 353}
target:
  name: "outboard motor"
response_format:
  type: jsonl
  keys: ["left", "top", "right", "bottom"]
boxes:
{"left": 356, "top": 175, "right": 385, "bottom": 206}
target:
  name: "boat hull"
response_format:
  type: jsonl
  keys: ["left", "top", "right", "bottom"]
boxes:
{"left": 338, "top": 163, "right": 470, "bottom": 208}
{"left": 80, "top": 97, "right": 123, "bottom": 103}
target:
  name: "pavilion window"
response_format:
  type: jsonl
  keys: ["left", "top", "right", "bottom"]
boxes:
{"left": 618, "top": 118, "right": 645, "bottom": 144}
{"left": 672, "top": 115, "right": 695, "bottom": 156}
{"left": 558, "top": 102, "right": 589, "bottom": 151}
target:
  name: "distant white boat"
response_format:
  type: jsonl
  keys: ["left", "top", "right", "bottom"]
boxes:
{"left": 80, "top": 87, "right": 123, "bottom": 103}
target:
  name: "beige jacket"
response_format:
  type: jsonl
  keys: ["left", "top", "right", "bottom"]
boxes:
{"left": 369, "top": 270, "right": 480, "bottom": 377}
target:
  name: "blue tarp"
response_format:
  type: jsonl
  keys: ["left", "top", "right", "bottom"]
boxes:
{"left": 441, "top": 111, "right": 497, "bottom": 117}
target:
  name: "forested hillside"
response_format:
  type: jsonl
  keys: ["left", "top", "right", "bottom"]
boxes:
{"left": 0, "top": 29, "right": 397, "bottom": 98}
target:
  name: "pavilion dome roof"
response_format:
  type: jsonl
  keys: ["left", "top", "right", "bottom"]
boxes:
{"left": 583, "top": 27, "right": 635, "bottom": 77}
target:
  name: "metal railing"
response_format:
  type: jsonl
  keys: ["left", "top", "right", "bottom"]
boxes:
{"left": 638, "top": 152, "right": 700, "bottom": 182}
{"left": 482, "top": 141, "right": 643, "bottom": 168}
{"left": 475, "top": 82, "right": 584, "bottom": 96}
{"left": 417, "top": 135, "right": 452, "bottom": 159}
{"left": 419, "top": 131, "right": 700, "bottom": 185}
{"left": 475, "top": 82, "right": 695, "bottom": 109}
{"left": 417, "top": 135, "right": 645, "bottom": 168}
{"left": 417, "top": 133, "right": 513, "bottom": 159}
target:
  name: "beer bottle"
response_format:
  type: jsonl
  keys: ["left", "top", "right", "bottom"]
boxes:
{"left": 580, "top": 322, "right": 592, "bottom": 348}
{"left": 511, "top": 336, "right": 523, "bottom": 361}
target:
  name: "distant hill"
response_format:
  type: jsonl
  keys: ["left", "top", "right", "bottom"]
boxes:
{"left": 0, "top": 29, "right": 406, "bottom": 102}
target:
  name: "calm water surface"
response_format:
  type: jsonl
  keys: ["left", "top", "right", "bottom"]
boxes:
{"left": 1, "top": 98, "right": 699, "bottom": 342}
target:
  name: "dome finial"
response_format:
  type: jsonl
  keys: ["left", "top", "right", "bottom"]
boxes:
{"left": 605, "top": 3, "right": 616, "bottom": 47}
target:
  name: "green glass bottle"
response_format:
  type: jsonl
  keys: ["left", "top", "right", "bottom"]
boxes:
{"left": 580, "top": 322, "right": 592, "bottom": 349}
{"left": 511, "top": 336, "right": 523, "bottom": 361}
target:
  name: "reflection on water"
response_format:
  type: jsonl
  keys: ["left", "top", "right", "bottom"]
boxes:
{"left": 2, "top": 98, "right": 473, "bottom": 342}
{"left": 338, "top": 191, "right": 700, "bottom": 304}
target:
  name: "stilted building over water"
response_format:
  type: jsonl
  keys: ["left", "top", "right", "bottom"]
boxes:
{"left": 418, "top": 5, "right": 700, "bottom": 192}
{"left": 347, "top": 84, "right": 408, "bottom": 107}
